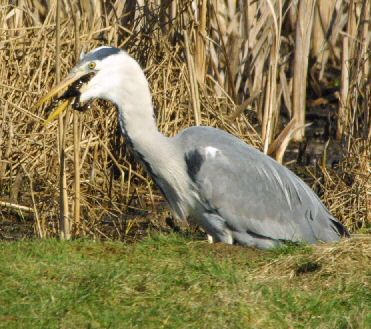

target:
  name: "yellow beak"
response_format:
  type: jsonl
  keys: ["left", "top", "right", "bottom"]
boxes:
{"left": 36, "top": 70, "right": 87, "bottom": 124}
{"left": 43, "top": 99, "right": 71, "bottom": 125}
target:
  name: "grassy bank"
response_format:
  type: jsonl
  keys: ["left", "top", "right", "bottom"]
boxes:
{"left": 0, "top": 234, "right": 370, "bottom": 329}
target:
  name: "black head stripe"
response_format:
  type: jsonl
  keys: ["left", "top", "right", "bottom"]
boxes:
{"left": 81, "top": 47, "right": 122, "bottom": 63}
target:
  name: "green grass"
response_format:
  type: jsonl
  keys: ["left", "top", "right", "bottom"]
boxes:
{"left": 0, "top": 234, "right": 370, "bottom": 329}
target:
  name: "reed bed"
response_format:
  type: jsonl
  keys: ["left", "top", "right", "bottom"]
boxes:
{"left": 0, "top": 0, "right": 369, "bottom": 239}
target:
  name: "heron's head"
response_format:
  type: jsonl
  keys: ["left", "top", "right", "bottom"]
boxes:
{"left": 37, "top": 46, "right": 151, "bottom": 123}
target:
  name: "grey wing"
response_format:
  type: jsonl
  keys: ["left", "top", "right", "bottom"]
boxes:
{"left": 177, "top": 126, "right": 347, "bottom": 244}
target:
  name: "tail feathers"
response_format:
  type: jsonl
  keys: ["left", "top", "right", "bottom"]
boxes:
{"left": 330, "top": 218, "right": 350, "bottom": 238}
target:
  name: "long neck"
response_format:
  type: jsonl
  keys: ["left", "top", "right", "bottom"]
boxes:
{"left": 116, "top": 93, "right": 193, "bottom": 219}
{"left": 116, "top": 88, "right": 175, "bottom": 173}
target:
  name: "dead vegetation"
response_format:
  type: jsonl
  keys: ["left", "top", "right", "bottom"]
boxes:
{"left": 255, "top": 235, "right": 371, "bottom": 287}
{"left": 0, "top": 0, "right": 370, "bottom": 239}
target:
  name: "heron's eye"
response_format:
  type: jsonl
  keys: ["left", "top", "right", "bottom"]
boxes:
{"left": 88, "top": 62, "right": 96, "bottom": 70}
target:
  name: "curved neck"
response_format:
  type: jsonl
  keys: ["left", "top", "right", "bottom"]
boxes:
{"left": 116, "top": 101, "right": 192, "bottom": 219}
{"left": 116, "top": 94, "right": 179, "bottom": 179}
{"left": 105, "top": 69, "right": 194, "bottom": 219}
{"left": 117, "top": 97, "right": 166, "bottom": 160}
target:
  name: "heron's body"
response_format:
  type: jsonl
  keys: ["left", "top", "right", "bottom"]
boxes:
{"left": 122, "top": 122, "right": 346, "bottom": 249}
{"left": 40, "top": 46, "right": 349, "bottom": 248}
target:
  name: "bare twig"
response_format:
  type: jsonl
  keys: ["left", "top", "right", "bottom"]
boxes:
{"left": 0, "top": 201, "right": 34, "bottom": 213}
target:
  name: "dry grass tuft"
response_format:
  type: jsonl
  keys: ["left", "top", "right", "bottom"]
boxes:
{"left": 254, "top": 235, "right": 371, "bottom": 284}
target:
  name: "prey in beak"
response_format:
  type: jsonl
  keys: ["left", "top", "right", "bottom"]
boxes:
{"left": 36, "top": 69, "right": 95, "bottom": 124}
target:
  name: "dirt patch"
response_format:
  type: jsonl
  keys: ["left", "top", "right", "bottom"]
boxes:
{"left": 0, "top": 214, "right": 34, "bottom": 240}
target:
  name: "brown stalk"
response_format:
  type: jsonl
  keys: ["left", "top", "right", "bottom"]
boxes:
{"left": 0, "top": 201, "right": 34, "bottom": 213}
{"left": 361, "top": 1, "right": 370, "bottom": 140}
{"left": 70, "top": 2, "right": 81, "bottom": 235}
{"left": 56, "top": 0, "right": 70, "bottom": 240}
{"left": 261, "top": 67, "right": 272, "bottom": 151}
{"left": 21, "top": 164, "right": 43, "bottom": 238}
{"left": 262, "top": 0, "right": 281, "bottom": 154}
{"left": 194, "top": 0, "right": 207, "bottom": 83}
{"left": 292, "top": 0, "right": 317, "bottom": 142}
{"left": 210, "top": 2, "right": 237, "bottom": 101}
{"left": 337, "top": 5, "right": 350, "bottom": 141}
{"left": 184, "top": 30, "right": 201, "bottom": 125}
{"left": 268, "top": 119, "right": 311, "bottom": 164}
{"left": 311, "top": 0, "right": 335, "bottom": 70}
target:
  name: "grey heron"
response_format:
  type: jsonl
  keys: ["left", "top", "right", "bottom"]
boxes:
{"left": 37, "top": 46, "right": 349, "bottom": 249}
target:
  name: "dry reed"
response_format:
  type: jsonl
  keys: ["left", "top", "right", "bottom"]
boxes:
{"left": 0, "top": 0, "right": 369, "bottom": 239}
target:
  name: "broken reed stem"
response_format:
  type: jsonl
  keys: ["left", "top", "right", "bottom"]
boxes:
{"left": 347, "top": 0, "right": 358, "bottom": 140}
{"left": 184, "top": 30, "right": 201, "bottom": 125}
{"left": 0, "top": 201, "right": 34, "bottom": 213}
{"left": 338, "top": 5, "right": 350, "bottom": 141}
{"left": 268, "top": 120, "right": 311, "bottom": 163}
{"left": 73, "top": 112, "right": 80, "bottom": 234}
{"left": 194, "top": 0, "right": 207, "bottom": 84}
{"left": 72, "top": 9, "right": 81, "bottom": 235}
{"left": 56, "top": 0, "right": 70, "bottom": 240}
{"left": 21, "top": 164, "right": 43, "bottom": 238}
{"left": 210, "top": 3, "right": 237, "bottom": 101}
{"left": 262, "top": 0, "right": 281, "bottom": 154}
{"left": 262, "top": 69, "right": 272, "bottom": 153}
{"left": 292, "top": 0, "right": 316, "bottom": 142}
{"left": 360, "top": 0, "right": 370, "bottom": 140}
{"left": 338, "top": 0, "right": 358, "bottom": 140}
